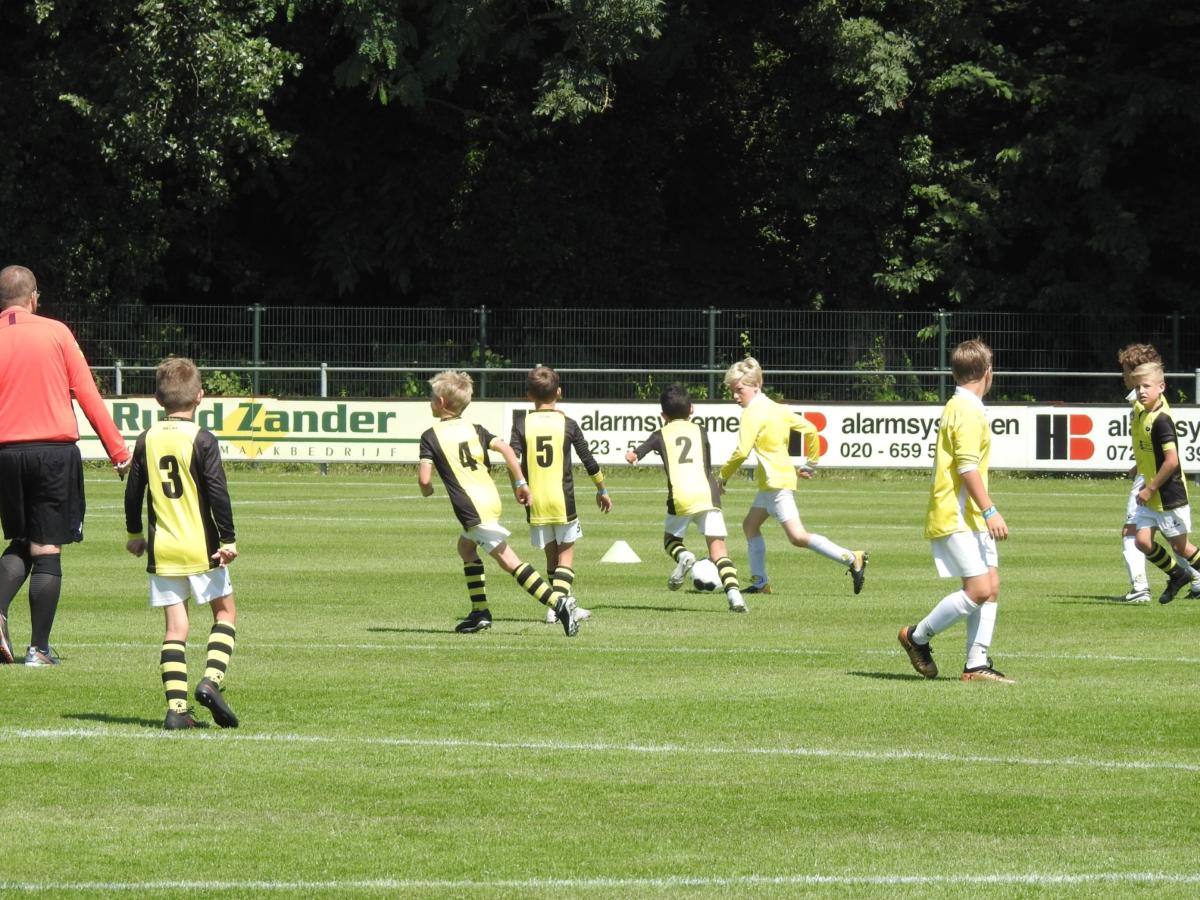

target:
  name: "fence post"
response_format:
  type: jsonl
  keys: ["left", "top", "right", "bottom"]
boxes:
{"left": 249, "top": 303, "right": 265, "bottom": 395}
{"left": 114, "top": 362, "right": 123, "bottom": 397}
{"left": 1173, "top": 312, "right": 1182, "bottom": 372}
{"left": 707, "top": 306, "right": 718, "bottom": 399}
{"left": 477, "top": 305, "right": 488, "bottom": 399}
{"left": 320, "top": 363, "right": 328, "bottom": 477}
{"left": 937, "top": 309, "right": 949, "bottom": 402}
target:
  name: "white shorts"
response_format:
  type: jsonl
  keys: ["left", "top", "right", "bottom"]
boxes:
{"left": 1124, "top": 474, "right": 1145, "bottom": 526}
{"left": 464, "top": 522, "right": 512, "bottom": 553}
{"left": 665, "top": 509, "right": 728, "bottom": 539}
{"left": 529, "top": 520, "right": 583, "bottom": 549}
{"left": 149, "top": 567, "right": 233, "bottom": 608}
{"left": 1134, "top": 504, "right": 1192, "bottom": 538}
{"left": 750, "top": 490, "right": 800, "bottom": 524}
{"left": 931, "top": 531, "right": 998, "bottom": 579}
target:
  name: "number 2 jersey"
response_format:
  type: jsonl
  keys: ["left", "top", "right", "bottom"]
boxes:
{"left": 419, "top": 418, "right": 503, "bottom": 529}
{"left": 509, "top": 409, "right": 604, "bottom": 526}
{"left": 629, "top": 419, "right": 721, "bottom": 517}
{"left": 124, "top": 417, "right": 236, "bottom": 575}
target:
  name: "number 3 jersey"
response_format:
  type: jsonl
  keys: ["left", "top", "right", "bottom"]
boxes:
{"left": 419, "top": 418, "right": 503, "bottom": 529}
{"left": 124, "top": 417, "right": 236, "bottom": 575}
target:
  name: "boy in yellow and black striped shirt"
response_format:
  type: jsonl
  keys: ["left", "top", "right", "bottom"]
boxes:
{"left": 124, "top": 357, "right": 240, "bottom": 730}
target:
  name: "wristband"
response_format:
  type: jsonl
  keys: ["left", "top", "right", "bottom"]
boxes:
{"left": 982, "top": 505, "right": 998, "bottom": 520}
{"left": 597, "top": 487, "right": 608, "bottom": 496}
{"left": 514, "top": 479, "right": 528, "bottom": 488}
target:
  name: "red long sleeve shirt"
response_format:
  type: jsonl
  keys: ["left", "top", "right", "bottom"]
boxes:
{"left": 0, "top": 306, "right": 129, "bottom": 464}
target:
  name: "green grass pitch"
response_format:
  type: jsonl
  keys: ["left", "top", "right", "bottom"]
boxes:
{"left": 2, "top": 467, "right": 1198, "bottom": 897}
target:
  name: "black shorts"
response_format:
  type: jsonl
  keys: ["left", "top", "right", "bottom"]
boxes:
{"left": 0, "top": 442, "right": 86, "bottom": 545}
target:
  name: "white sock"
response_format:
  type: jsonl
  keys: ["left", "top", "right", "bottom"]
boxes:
{"left": 913, "top": 590, "right": 975, "bottom": 644}
{"left": 805, "top": 533, "right": 852, "bottom": 565}
{"left": 965, "top": 601, "right": 997, "bottom": 669}
{"left": 747, "top": 535, "right": 767, "bottom": 583}
{"left": 1122, "top": 536, "right": 1147, "bottom": 584}
{"left": 1173, "top": 552, "right": 1196, "bottom": 578}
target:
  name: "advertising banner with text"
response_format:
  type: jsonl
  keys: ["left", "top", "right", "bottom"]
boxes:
{"left": 76, "top": 398, "right": 1199, "bottom": 472}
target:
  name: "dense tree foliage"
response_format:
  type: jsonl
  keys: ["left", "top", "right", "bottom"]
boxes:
{"left": 1, "top": 1, "right": 1196, "bottom": 313}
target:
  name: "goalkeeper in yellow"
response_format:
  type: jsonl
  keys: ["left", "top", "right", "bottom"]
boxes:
{"left": 717, "top": 357, "right": 867, "bottom": 595}
{"left": 898, "top": 339, "right": 1013, "bottom": 683}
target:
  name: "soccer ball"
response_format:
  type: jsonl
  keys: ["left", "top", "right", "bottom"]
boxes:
{"left": 691, "top": 558, "right": 720, "bottom": 592}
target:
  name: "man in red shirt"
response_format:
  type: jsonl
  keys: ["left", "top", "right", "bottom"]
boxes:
{"left": 0, "top": 265, "right": 130, "bottom": 666}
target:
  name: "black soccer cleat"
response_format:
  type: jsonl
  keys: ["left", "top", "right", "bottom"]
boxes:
{"left": 554, "top": 596, "right": 579, "bottom": 637}
{"left": 848, "top": 551, "right": 868, "bottom": 595}
{"left": 195, "top": 677, "right": 239, "bottom": 728}
{"left": 164, "top": 709, "right": 198, "bottom": 730}
{"left": 1159, "top": 567, "right": 1190, "bottom": 605}
{"left": 454, "top": 609, "right": 492, "bottom": 633}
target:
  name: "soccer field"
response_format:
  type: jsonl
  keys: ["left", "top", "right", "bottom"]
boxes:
{"left": 2, "top": 468, "right": 1198, "bottom": 897}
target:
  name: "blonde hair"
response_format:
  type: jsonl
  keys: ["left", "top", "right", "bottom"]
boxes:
{"left": 950, "top": 339, "right": 993, "bottom": 384}
{"left": 724, "top": 357, "right": 763, "bottom": 389}
{"left": 1117, "top": 343, "right": 1161, "bottom": 373}
{"left": 527, "top": 365, "right": 560, "bottom": 403}
{"left": 1129, "top": 361, "right": 1164, "bottom": 383}
{"left": 155, "top": 357, "right": 202, "bottom": 412}
{"left": 429, "top": 370, "right": 473, "bottom": 413}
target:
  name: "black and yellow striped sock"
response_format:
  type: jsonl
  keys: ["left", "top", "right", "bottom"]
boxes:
{"left": 1188, "top": 548, "right": 1200, "bottom": 570}
{"left": 203, "top": 622, "right": 237, "bottom": 688}
{"left": 161, "top": 640, "right": 188, "bottom": 714}
{"left": 1146, "top": 544, "right": 1176, "bottom": 574}
{"left": 716, "top": 556, "right": 739, "bottom": 591}
{"left": 665, "top": 536, "right": 688, "bottom": 562}
{"left": 513, "top": 563, "right": 562, "bottom": 608}
{"left": 552, "top": 566, "right": 575, "bottom": 597}
{"left": 464, "top": 561, "right": 487, "bottom": 611}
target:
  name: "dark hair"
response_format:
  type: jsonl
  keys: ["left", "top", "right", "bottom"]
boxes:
{"left": 527, "top": 365, "right": 560, "bottom": 403}
{"left": 660, "top": 383, "right": 692, "bottom": 420}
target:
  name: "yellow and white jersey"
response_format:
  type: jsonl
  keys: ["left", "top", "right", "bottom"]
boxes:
{"left": 629, "top": 418, "right": 720, "bottom": 517}
{"left": 1132, "top": 399, "right": 1188, "bottom": 512}
{"left": 419, "top": 418, "right": 503, "bottom": 529}
{"left": 925, "top": 387, "right": 990, "bottom": 540}
{"left": 719, "top": 394, "right": 819, "bottom": 490}
{"left": 510, "top": 409, "right": 603, "bottom": 526}
{"left": 124, "top": 418, "right": 235, "bottom": 576}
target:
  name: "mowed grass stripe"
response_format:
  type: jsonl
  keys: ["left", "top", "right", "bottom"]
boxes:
{"left": 4, "top": 727, "right": 1199, "bottom": 774}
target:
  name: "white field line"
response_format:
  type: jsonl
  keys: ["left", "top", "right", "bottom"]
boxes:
{"left": 2, "top": 726, "right": 1198, "bottom": 775}
{"left": 2, "top": 872, "right": 1200, "bottom": 892}
{"left": 52, "top": 640, "right": 1200, "bottom": 666}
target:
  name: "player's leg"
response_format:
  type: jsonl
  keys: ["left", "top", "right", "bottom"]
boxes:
{"left": 1137, "top": 524, "right": 1190, "bottom": 603}
{"left": 489, "top": 540, "right": 578, "bottom": 636}
{"left": 664, "top": 517, "right": 695, "bottom": 591}
{"left": 195, "top": 574, "right": 239, "bottom": 728}
{"left": 776, "top": 495, "right": 868, "bottom": 594}
{"left": 1121, "top": 476, "right": 1150, "bottom": 599}
{"left": 159, "top": 592, "right": 195, "bottom": 730}
{"left": 0, "top": 540, "right": 31, "bottom": 664}
{"left": 959, "top": 567, "right": 1010, "bottom": 682}
{"left": 455, "top": 535, "right": 492, "bottom": 633}
{"left": 25, "top": 542, "right": 62, "bottom": 666}
{"left": 706, "top": 533, "right": 745, "bottom": 613}
{"left": 1159, "top": 511, "right": 1196, "bottom": 604}
{"left": 550, "top": 537, "right": 590, "bottom": 621}
{"left": 742, "top": 503, "right": 771, "bottom": 593}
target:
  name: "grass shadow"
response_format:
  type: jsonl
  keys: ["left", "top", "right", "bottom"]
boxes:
{"left": 847, "top": 671, "right": 931, "bottom": 682}
{"left": 63, "top": 711, "right": 208, "bottom": 729}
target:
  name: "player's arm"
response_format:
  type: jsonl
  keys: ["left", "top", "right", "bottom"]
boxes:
{"left": 569, "top": 422, "right": 611, "bottom": 512}
{"left": 196, "top": 431, "right": 238, "bottom": 564}
{"left": 490, "top": 437, "right": 531, "bottom": 506}
{"left": 418, "top": 460, "right": 435, "bottom": 497}
{"left": 626, "top": 431, "right": 661, "bottom": 465}
{"left": 718, "top": 409, "right": 759, "bottom": 486}
{"left": 790, "top": 413, "right": 820, "bottom": 479}
{"left": 123, "top": 434, "right": 148, "bottom": 556}
{"left": 62, "top": 333, "right": 130, "bottom": 468}
{"left": 1138, "top": 417, "right": 1180, "bottom": 504}
{"left": 952, "top": 417, "right": 1007, "bottom": 540}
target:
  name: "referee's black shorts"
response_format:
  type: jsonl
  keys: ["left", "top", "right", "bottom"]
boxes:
{"left": 0, "top": 442, "right": 86, "bottom": 545}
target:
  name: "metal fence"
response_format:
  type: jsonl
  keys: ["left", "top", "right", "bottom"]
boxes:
{"left": 61, "top": 303, "right": 1198, "bottom": 402}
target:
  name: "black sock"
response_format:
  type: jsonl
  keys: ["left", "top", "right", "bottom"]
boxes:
{"left": 0, "top": 541, "right": 32, "bottom": 619}
{"left": 28, "top": 554, "right": 62, "bottom": 650}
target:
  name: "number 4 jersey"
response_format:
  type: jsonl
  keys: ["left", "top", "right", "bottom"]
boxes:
{"left": 419, "top": 417, "right": 504, "bottom": 530}
{"left": 124, "top": 417, "right": 236, "bottom": 575}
